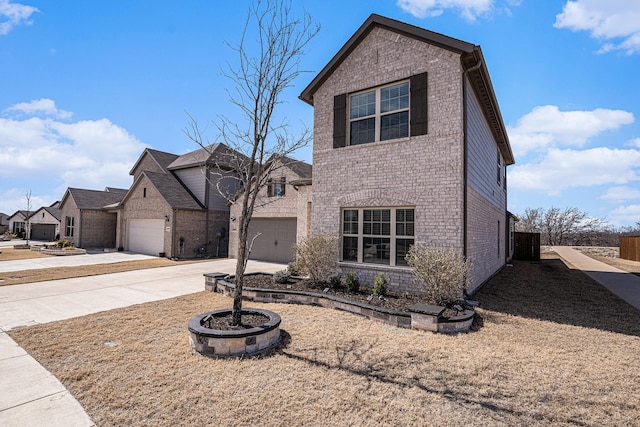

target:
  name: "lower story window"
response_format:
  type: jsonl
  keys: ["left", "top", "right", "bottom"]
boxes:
{"left": 12, "top": 221, "right": 25, "bottom": 234}
{"left": 65, "top": 216, "right": 75, "bottom": 237}
{"left": 342, "top": 207, "right": 414, "bottom": 267}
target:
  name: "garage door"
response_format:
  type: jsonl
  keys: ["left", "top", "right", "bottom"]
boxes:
{"left": 128, "top": 219, "right": 165, "bottom": 256}
{"left": 248, "top": 218, "right": 297, "bottom": 264}
{"left": 30, "top": 224, "right": 56, "bottom": 241}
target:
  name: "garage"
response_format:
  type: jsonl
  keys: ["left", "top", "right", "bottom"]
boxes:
{"left": 30, "top": 224, "right": 56, "bottom": 241}
{"left": 128, "top": 219, "right": 165, "bottom": 256}
{"left": 247, "top": 218, "right": 297, "bottom": 264}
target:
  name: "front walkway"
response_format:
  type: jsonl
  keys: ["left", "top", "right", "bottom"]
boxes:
{"left": 0, "top": 258, "right": 285, "bottom": 427}
{"left": 552, "top": 246, "right": 640, "bottom": 311}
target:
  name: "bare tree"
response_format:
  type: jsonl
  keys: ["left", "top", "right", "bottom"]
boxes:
{"left": 517, "top": 206, "right": 609, "bottom": 246}
{"left": 185, "top": 0, "right": 319, "bottom": 325}
{"left": 24, "top": 190, "right": 32, "bottom": 245}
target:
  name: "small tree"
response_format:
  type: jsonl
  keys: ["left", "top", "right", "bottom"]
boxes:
{"left": 185, "top": 0, "right": 319, "bottom": 325}
{"left": 23, "top": 190, "right": 32, "bottom": 244}
{"left": 292, "top": 234, "right": 339, "bottom": 284}
{"left": 405, "top": 245, "right": 470, "bottom": 305}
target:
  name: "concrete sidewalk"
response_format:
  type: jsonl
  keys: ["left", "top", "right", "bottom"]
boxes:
{"left": 553, "top": 246, "right": 640, "bottom": 311}
{"left": 0, "top": 258, "right": 285, "bottom": 426}
{"left": 0, "top": 249, "right": 156, "bottom": 274}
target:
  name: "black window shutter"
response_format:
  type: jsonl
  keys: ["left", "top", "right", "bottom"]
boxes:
{"left": 333, "top": 94, "right": 347, "bottom": 148}
{"left": 410, "top": 72, "right": 428, "bottom": 136}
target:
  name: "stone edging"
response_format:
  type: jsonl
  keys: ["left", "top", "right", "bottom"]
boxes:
{"left": 204, "top": 272, "right": 474, "bottom": 333}
{"left": 39, "top": 248, "right": 87, "bottom": 256}
{"left": 188, "top": 308, "right": 282, "bottom": 358}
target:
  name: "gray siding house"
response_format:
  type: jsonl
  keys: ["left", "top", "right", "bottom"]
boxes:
{"left": 117, "top": 144, "right": 241, "bottom": 258}
{"left": 299, "top": 14, "right": 514, "bottom": 294}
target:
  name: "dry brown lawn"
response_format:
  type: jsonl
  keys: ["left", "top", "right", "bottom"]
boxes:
{"left": 0, "top": 248, "right": 203, "bottom": 286}
{"left": 9, "top": 252, "right": 640, "bottom": 426}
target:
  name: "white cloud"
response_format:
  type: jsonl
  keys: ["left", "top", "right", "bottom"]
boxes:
{"left": 0, "top": 0, "right": 38, "bottom": 35}
{"left": 4, "top": 99, "right": 72, "bottom": 120}
{"left": 507, "top": 105, "right": 634, "bottom": 157}
{"left": 554, "top": 1, "right": 640, "bottom": 54}
{"left": 509, "top": 147, "right": 640, "bottom": 194}
{"left": 600, "top": 186, "right": 640, "bottom": 203}
{"left": 397, "top": 0, "right": 494, "bottom": 21}
{"left": 0, "top": 100, "right": 146, "bottom": 193}
{"left": 608, "top": 204, "right": 640, "bottom": 225}
{"left": 626, "top": 137, "right": 640, "bottom": 148}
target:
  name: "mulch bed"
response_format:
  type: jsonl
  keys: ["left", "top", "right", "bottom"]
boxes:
{"left": 241, "top": 274, "right": 422, "bottom": 312}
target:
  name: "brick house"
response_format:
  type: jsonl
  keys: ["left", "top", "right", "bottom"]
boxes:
{"left": 7, "top": 210, "right": 30, "bottom": 238}
{"left": 117, "top": 144, "right": 241, "bottom": 258}
{"left": 28, "top": 202, "right": 61, "bottom": 241}
{"left": 229, "top": 156, "right": 312, "bottom": 263}
{"left": 59, "top": 187, "right": 128, "bottom": 248}
{"left": 299, "top": 14, "right": 515, "bottom": 294}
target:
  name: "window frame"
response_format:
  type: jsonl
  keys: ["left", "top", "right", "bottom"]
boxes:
{"left": 267, "top": 177, "right": 286, "bottom": 197}
{"left": 341, "top": 207, "right": 415, "bottom": 267}
{"left": 348, "top": 80, "right": 410, "bottom": 146}
{"left": 65, "top": 216, "right": 75, "bottom": 237}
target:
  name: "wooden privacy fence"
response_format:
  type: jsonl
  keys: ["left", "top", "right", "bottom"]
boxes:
{"left": 620, "top": 236, "right": 640, "bottom": 262}
{"left": 513, "top": 232, "right": 540, "bottom": 261}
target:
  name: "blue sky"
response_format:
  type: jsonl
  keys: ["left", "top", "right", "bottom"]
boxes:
{"left": 1, "top": 0, "right": 639, "bottom": 227}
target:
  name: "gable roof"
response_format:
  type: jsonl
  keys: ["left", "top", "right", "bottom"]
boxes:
{"left": 299, "top": 13, "right": 514, "bottom": 166}
{"left": 140, "top": 171, "right": 204, "bottom": 210}
{"left": 63, "top": 188, "right": 128, "bottom": 210}
{"left": 129, "top": 148, "right": 180, "bottom": 175}
{"left": 275, "top": 156, "right": 312, "bottom": 179}
{"left": 168, "top": 143, "right": 247, "bottom": 171}
{"left": 8, "top": 210, "right": 29, "bottom": 221}
{"left": 29, "top": 206, "right": 62, "bottom": 221}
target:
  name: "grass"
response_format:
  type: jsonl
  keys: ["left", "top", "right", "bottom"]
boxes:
{"left": 0, "top": 248, "right": 203, "bottom": 286}
{"left": 8, "top": 252, "right": 640, "bottom": 426}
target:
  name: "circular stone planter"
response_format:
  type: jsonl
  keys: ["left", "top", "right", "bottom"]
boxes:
{"left": 188, "top": 308, "right": 282, "bottom": 358}
{"left": 40, "top": 248, "right": 87, "bottom": 256}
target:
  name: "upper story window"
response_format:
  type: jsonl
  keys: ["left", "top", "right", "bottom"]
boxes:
{"left": 349, "top": 82, "right": 409, "bottom": 145}
{"left": 333, "top": 72, "right": 428, "bottom": 149}
{"left": 267, "top": 177, "right": 286, "bottom": 197}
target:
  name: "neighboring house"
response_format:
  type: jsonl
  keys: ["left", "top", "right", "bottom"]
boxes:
{"left": 7, "top": 211, "right": 29, "bottom": 238}
{"left": 299, "top": 14, "right": 515, "bottom": 294}
{"left": 229, "top": 156, "right": 312, "bottom": 263}
{"left": 118, "top": 144, "right": 240, "bottom": 258}
{"left": 28, "top": 202, "right": 61, "bottom": 241}
{"left": 59, "top": 187, "right": 128, "bottom": 248}
{"left": 0, "top": 212, "right": 9, "bottom": 234}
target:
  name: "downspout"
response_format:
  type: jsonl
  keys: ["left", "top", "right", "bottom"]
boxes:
{"left": 461, "top": 56, "right": 483, "bottom": 259}
{"left": 172, "top": 208, "right": 177, "bottom": 259}
{"left": 204, "top": 168, "right": 211, "bottom": 252}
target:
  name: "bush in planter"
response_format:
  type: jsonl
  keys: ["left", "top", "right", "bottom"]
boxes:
{"left": 405, "top": 245, "right": 471, "bottom": 306}
{"left": 273, "top": 269, "right": 291, "bottom": 284}
{"left": 373, "top": 272, "right": 389, "bottom": 296}
{"left": 292, "top": 234, "right": 339, "bottom": 285}
{"left": 286, "top": 262, "right": 301, "bottom": 277}
{"left": 345, "top": 272, "right": 360, "bottom": 293}
{"left": 329, "top": 274, "right": 342, "bottom": 289}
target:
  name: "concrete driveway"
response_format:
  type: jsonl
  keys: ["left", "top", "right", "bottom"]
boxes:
{"left": 0, "top": 255, "right": 286, "bottom": 426}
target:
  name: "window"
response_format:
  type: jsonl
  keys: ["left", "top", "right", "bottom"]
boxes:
{"left": 65, "top": 216, "right": 75, "bottom": 237}
{"left": 333, "top": 72, "right": 428, "bottom": 148}
{"left": 143, "top": 187, "right": 147, "bottom": 198}
{"left": 342, "top": 207, "right": 414, "bottom": 267}
{"left": 12, "top": 221, "right": 25, "bottom": 234}
{"left": 497, "top": 150, "right": 502, "bottom": 185}
{"left": 349, "top": 82, "right": 409, "bottom": 145}
{"left": 267, "top": 177, "right": 286, "bottom": 197}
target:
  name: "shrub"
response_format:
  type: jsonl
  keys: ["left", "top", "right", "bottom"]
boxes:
{"left": 345, "top": 272, "right": 360, "bottom": 293}
{"left": 273, "top": 270, "right": 291, "bottom": 284}
{"left": 405, "top": 245, "right": 471, "bottom": 305}
{"left": 56, "top": 240, "right": 71, "bottom": 248}
{"left": 286, "top": 262, "right": 301, "bottom": 277}
{"left": 292, "top": 234, "right": 339, "bottom": 284}
{"left": 373, "top": 272, "right": 389, "bottom": 296}
{"left": 329, "top": 274, "right": 342, "bottom": 289}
